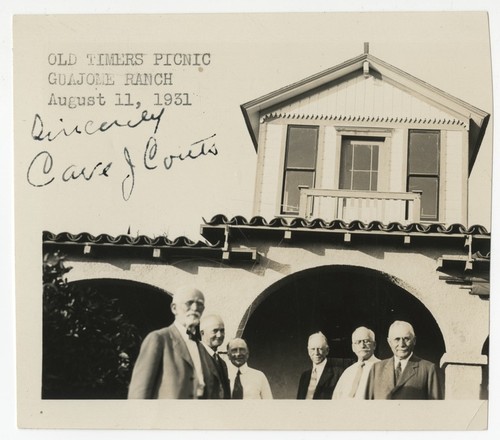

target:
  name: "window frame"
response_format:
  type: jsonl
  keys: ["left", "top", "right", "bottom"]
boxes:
{"left": 338, "top": 136, "right": 385, "bottom": 192}
{"left": 280, "top": 124, "right": 319, "bottom": 215}
{"left": 406, "top": 129, "right": 441, "bottom": 222}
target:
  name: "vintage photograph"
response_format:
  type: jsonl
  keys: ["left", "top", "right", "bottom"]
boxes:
{"left": 14, "top": 11, "right": 492, "bottom": 430}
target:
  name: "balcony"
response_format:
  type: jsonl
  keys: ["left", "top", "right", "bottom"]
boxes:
{"left": 298, "top": 188, "right": 422, "bottom": 224}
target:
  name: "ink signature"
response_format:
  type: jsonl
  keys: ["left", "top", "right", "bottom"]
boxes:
{"left": 27, "top": 110, "right": 218, "bottom": 200}
{"left": 31, "top": 108, "right": 164, "bottom": 142}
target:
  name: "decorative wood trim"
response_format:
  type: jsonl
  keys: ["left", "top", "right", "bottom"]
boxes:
{"left": 252, "top": 121, "right": 268, "bottom": 216}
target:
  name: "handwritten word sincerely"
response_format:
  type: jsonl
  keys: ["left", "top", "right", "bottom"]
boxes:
{"left": 26, "top": 110, "right": 218, "bottom": 201}
{"left": 31, "top": 107, "right": 164, "bottom": 142}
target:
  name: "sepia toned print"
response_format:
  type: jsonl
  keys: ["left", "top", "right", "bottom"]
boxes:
{"left": 15, "top": 12, "right": 491, "bottom": 429}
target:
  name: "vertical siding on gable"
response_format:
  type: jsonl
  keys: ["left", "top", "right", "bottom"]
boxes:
{"left": 316, "top": 126, "right": 339, "bottom": 219}
{"left": 255, "top": 122, "right": 285, "bottom": 218}
{"left": 272, "top": 74, "right": 461, "bottom": 123}
{"left": 442, "top": 130, "right": 466, "bottom": 224}
{"left": 392, "top": 86, "right": 402, "bottom": 116}
{"left": 389, "top": 129, "right": 405, "bottom": 193}
{"left": 320, "top": 127, "right": 338, "bottom": 189}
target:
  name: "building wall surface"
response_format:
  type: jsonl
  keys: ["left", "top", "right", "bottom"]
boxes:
{"left": 254, "top": 118, "right": 467, "bottom": 224}
{"left": 251, "top": 67, "right": 470, "bottom": 224}
{"left": 64, "top": 238, "right": 488, "bottom": 399}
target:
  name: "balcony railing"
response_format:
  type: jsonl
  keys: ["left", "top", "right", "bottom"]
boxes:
{"left": 298, "top": 188, "right": 422, "bottom": 224}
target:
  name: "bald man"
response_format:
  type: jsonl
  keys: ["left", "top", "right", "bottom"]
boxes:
{"left": 297, "top": 332, "right": 343, "bottom": 399}
{"left": 128, "top": 286, "right": 211, "bottom": 399}
{"left": 199, "top": 314, "right": 231, "bottom": 399}
{"left": 226, "top": 338, "right": 273, "bottom": 399}
{"left": 365, "top": 320, "right": 442, "bottom": 400}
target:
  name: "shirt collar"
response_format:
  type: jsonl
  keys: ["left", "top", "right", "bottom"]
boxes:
{"left": 358, "top": 354, "right": 378, "bottom": 364}
{"left": 228, "top": 362, "right": 248, "bottom": 374}
{"left": 201, "top": 341, "right": 216, "bottom": 355}
{"left": 394, "top": 353, "right": 413, "bottom": 369}
{"left": 174, "top": 320, "right": 192, "bottom": 342}
{"left": 312, "top": 358, "right": 327, "bottom": 375}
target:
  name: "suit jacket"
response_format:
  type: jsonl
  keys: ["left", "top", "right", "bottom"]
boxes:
{"left": 199, "top": 344, "right": 231, "bottom": 399}
{"left": 365, "top": 355, "right": 442, "bottom": 400}
{"left": 128, "top": 324, "right": 211, "bottom": 399}
{"left": 297, "top": 359, "right": 344, "bottom": 399}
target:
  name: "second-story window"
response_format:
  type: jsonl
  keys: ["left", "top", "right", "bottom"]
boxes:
{"left": 407, "top": 129, "right": 440, "bottom": 221}
{"left": 339, "top": 137, "right": 383, "bottom": 191}
{"left": 281, "top": 125, "right": 319, "bottom": 214}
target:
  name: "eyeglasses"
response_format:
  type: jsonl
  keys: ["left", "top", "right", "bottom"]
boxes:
{"left": 352, "top": 339, "right": 373, "bottom": 345}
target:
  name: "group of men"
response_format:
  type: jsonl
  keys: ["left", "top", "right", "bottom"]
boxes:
{"left": 299, "top": 323, "right": 442, "bottom": 400}
{"left": 128, "top": 286, "right": 272, "bottom": 399}
{"left": 128, "top": 285, "right": 442, "bottom": 400}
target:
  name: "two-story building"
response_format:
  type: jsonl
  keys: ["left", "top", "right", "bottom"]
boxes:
{"left": 43, "top": 45, "right": 490, "bottom": 399}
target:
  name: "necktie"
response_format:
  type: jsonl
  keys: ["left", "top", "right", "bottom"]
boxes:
{"left": 213, "top": 352, "right": 223, "bottom": 373}
{"left": 305, "top": 367, "right": 317, "bottom": 399}
{"left": 395, "top": 361, "right": 402, "bottom": 384}
{"left": 348, "top": 361, "right": 365, "bottom": 398}
{"left": 232, "top": 369, "right": 243, "bottom": 399}
{"left": 187, "top": 329, "right": 199, "bottom": 342}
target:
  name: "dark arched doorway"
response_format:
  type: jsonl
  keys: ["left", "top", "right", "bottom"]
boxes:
{"left": 42, "top": 278, "right": 173, "bottom": 399}
{"left": 70, "top": 278, "right": 174, "bottom": 339}
{"left": 241, "top": 266, "right": 445, "bottom": 399}
{"left": 480, "top": 336, "right": 489, "bottom": 400}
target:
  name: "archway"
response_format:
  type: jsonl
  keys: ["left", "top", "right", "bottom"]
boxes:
{"left": 480, "top": 336, "right": 489, "bottom": 400}
{"left": 240, "top": 265, "right": 446, "bottom": 399}
{"left": 42, "top": 278, "right": 173, "bottom": 399}
{"left": 70, "top": 278, "right": 174, "bottom": 339}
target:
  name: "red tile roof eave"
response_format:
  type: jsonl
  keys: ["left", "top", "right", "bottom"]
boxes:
{"left": 201, "top": 223, "right": 490, "bottom": 241}
{"left": 42, "top": 231, "right": 222, "bottom": 249}
{"left": 201, "top": 215, "right": 491, "bottom": 236}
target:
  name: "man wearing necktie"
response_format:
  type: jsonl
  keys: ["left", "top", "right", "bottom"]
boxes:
{"left": 365, "top": 320, "right": 443, "bottom": 399}
{"left": 199, "top": 314, "right": 231, "bottom": 399}
{"left": 297, "top": 332, "right": 343, "bottom": 399}
{"left": 332, "top": 327, "right": 380, "bottom": 399}
{"left": 226, "top": 338, "right": 273, "bottom": 399}
{"left": 128, "top": 286, "right": 211, "bottom": 399}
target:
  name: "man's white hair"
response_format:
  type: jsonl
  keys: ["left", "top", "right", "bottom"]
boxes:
{"left": 388, "top": 320, "right": 415, "bottom": 338}
{"left": 200, "top": 314, "right": 224, "bottom": 332}
{"left": 352, "top": 326, "right": 376, "bottom": 342}
{"left": 308, "top": 331, "right": 329, "bottom": 348}
{"left": 172, "top": 286, "right": 204, "bottom": 305}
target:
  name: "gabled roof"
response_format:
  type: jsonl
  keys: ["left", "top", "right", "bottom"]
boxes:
{"left": 241, "top": 51, "right": 490, "bottom": 173}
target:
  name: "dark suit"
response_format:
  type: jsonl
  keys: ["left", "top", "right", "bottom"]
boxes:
{"left": 297, "top": 359, "right": 343, "bottom": 399}
{"left": 365, "top": 355, "right": 442, "bottom": 400}
{"left": 199, "top": 343, "right": 231, "bottom": 399}
{"left": 128, "top": 324, "right": 211, "bottom": 399}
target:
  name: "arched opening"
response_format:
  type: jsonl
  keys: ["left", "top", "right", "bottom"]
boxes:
{"left": 480, "top": 336, "right": 489, "bottom": 400}
{"left": 70, "top": 278, "right": 174, "bottom": 338}
{"left": 240, "top": 265, "right": 446, "bottom": 399}
{"left": 43, "top": 278, "right": 173, "bottom": 399}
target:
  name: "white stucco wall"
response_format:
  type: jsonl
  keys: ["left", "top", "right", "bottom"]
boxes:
{"left": 66, "top": 244, "right": 488, "bottom": 366}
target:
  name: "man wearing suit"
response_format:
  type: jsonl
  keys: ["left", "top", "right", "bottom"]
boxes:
{"left": 199, "top": 314, "right": 231, "bottom": 399}
{"left": 332, "top": 326, "right": 380, "bottom": 399}
{"left": 128, "top": 286, "right": 210, "bottom": 399}
{"left": 297, "top": 332, "right": 343, "bottom": 399}
{"left": 365, "top": 320, "right": 442, "bottom": 400}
